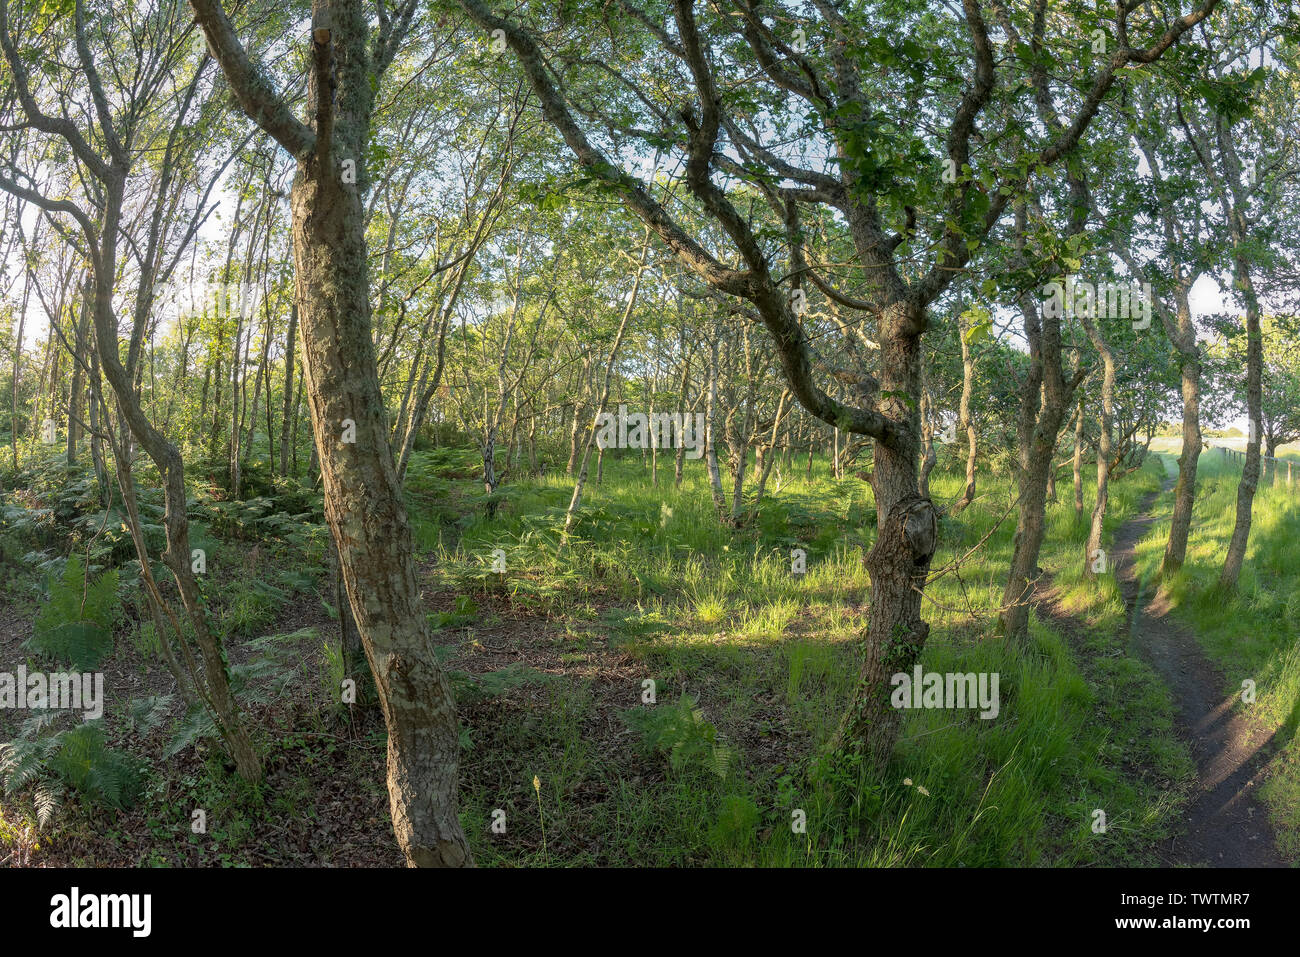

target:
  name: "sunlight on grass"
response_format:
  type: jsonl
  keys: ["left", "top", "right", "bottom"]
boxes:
{"left": 401, "top": 448, "right": 1192, "bottom": 866}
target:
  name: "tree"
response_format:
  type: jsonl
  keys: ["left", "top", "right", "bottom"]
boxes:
{"left": 0, "top": 0, "right": 261, "bottom": 777}
{"left": 189, "top": 0, "right": 472, "bottom": 866}
{"left": 1167, "top": 12, "right": 1300, "bottom": 590}
{"left": 455, "top": 0, "right": 1222, "bottom": 762}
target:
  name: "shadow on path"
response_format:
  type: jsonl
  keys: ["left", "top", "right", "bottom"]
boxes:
{"left": 1107, "top": 477, "right": 1287, "bottom": 866}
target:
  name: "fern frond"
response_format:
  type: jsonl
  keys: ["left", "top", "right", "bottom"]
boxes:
{"left": 126, "top": 694, "right": 175, "bottom": 734}
{"left": 33, "top": 782, "right": 63, "bottom": 829}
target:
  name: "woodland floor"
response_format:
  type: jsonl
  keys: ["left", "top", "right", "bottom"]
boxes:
{"left": 3, "top": 453, "right": 1296, "bottom": 867}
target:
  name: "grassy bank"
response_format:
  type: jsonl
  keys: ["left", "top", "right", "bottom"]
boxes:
{"left": 1133, "top": 450, "right": 1300, "bottom": 857}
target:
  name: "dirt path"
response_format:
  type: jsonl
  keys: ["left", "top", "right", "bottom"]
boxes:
{"left": 1106, "top": 474, "right": 1287, "bottom": 867}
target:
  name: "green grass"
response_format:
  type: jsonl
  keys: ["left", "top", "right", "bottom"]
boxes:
{"left": 0, "top": 439, "right": 1204, "bottom": 866}
{"left": 1133, "top": 450, "right": 1300, "bottom": 857}
{"left": 412, "top": 446, "right": 1191, "bottom": 866}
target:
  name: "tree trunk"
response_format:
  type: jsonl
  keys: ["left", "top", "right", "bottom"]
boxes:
{"left": 279, "top": 301, "right": 298, "bottom": 476}
{"left": 482, "top": 427, "right": 498, "bottom": 517}
{"left": 673, "top": 354, "right": 691, "bottom": 488}
{"left": 999, "top": 294, "right": 1079, "bottom": 640}
{"left": 703, "top": 332, "right": 727, "bottom": 514}
{"left": 87, "top": 350, "right": 109, "bottom": 506}
{"left": 277, "top": 16, "right": 471, "bottom": 858}
{"left": 1001, "top": 434, "right": 1054, "bottom": 639}
{"left": 918, "top": 371, "right": 937, "bottom": 499}
{"left": 1219, "top": 258, "right": 1263, "bottom": 591}
{"left": 91, "top": 184, "right": 261, "bottom": 783}
{"left": 566, "top": 354, "right": 591, "bottom": 476}
{"left": 753, "top": 389, "right": 791, "bottom": 509}
{"left": 834, "top": 301, "right": 937, "bottom": 768}
{"left": 10, "top": 271, "right": 28, "bottom": 471}
{"left": 329, "top": 534, "right": 365, "bottom": 696}
{"left": 951, "top": 311, "right": 977, "bottom": 514}
{"left": 1081, "top": 316, "right": 1115, "bottom": 579}
{"left": 1161, "top": 294, "right": 1203, "bottom": 576}
{"left": 1072, "top": 399, "right": 1084, "bottom": 521}
{"left": 561, "top": 229, "right": 649, "bottom": 543}
{"left": 997, "top": 191, "right": 1086, "bottom": 641}
{"left": 65, "top": 279, "right": 90, "bottom": 465}
{"left": 727, "top": 373, "right": 755, "bottom": 522}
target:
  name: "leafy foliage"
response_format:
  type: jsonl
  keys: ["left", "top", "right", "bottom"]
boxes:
{"left": 27, "top": 554, "right": 119, "bottom": 669}
{"left": 622, "top": 694, "right": 732, "bottom": 781}
{"left": 0, "top": 715, "right": 143, "bottom": 815}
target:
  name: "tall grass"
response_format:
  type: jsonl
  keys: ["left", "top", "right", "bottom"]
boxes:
{"left": 411, "top": 445, "right": 1189, "bottom": 866}
{"left": 1133, "top": 450, "right": 1300, "bottom": 856}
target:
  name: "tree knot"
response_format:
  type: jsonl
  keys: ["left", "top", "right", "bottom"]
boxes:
{"left": 895, "top": 495, "right": 938, "bottom": 565}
